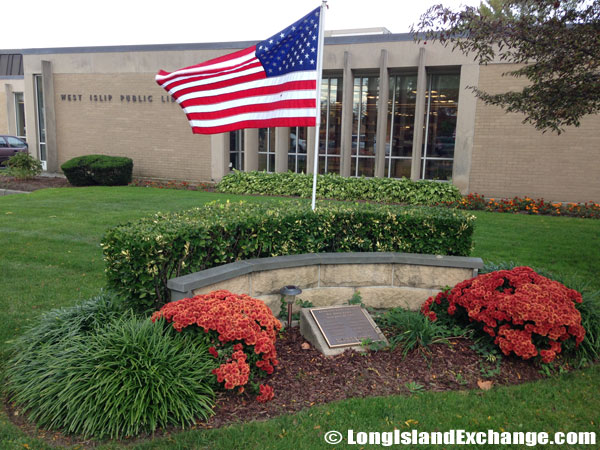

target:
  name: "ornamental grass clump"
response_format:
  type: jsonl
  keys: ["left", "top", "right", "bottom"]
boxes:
{"left": 5, "top": 314, "right": 216, "bottom": 439}
{"left": 422, "top": 267, "right": 586, "bottom": 363}
{"left": 152, "top": 290, "right": 281, "bottom": 402}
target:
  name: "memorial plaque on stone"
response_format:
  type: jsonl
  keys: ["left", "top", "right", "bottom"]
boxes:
{"left": 310, "top": 305, "right": 384, "bottom": 348}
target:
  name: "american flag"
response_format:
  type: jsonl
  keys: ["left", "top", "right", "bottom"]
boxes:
{"left": 156, "top": 7, "right": 322, "bottom": 135}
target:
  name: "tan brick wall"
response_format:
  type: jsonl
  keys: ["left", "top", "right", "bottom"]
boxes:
{"left": 470, "top": 64, "right": 600, "bottom": 202}
{"left": 0, "top": 90, "right": 7, "bottom": 134}
{"left": 53, "top": 73, "right": 212, "bottom": 182}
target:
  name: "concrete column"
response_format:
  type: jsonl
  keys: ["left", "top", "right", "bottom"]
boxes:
{"left": 244, "top": 128, "right": 259, "bottom": 172}
{"left": 374, "top": 50, "right": 389, "bottom": 178}
{"left": 340, "top": 51, "right": 353, "bottom": 177}
{"left": 41, "top": 61, "right": 58, "bottom": 173}
{"left": 411, "top": 48, "right": 427, "bottom": 181}
{"left": 23, "top": 75, "right": 38, "bottom": 161}
{"left": 306, "top": 126, "right": 316, "bottom": 175}
{"left": 275, "top": 127, "right": 289, "bottom": 173}
{"left": 210, "top": 133, "right": 229, "bottom": 181}
{"left": 4, "top": 84, "right": 16, "bottom": 135}
{"left": 453, "top": 64, "right": 480, "bottom": 194}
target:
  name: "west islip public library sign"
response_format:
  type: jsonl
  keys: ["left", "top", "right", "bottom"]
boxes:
{"left": 59, "top": 93, "right": 176, "bottom": 103}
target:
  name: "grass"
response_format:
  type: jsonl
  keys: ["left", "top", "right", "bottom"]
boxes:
{"left": 1, "top": 186, "right": 599, "bottom": 448}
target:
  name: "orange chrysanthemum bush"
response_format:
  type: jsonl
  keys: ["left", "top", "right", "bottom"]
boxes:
{"left": 152, "top": 290, "right": 281, "bottom": 402}
{"left": 421, "top": 267, "right": 585, "bottom": 363}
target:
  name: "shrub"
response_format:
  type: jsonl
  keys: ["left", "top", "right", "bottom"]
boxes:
{"left": 152, "top": 290, "right": 280, "bottom": 401}
{"left": 102, "top": 200, "right": 476, "bottom": 310}
{"left": 422, "top": 267, "right": 586, "bottom": 363}
{"left": 377, "top": 307, "right": 469, "bottom": 356}
{"left": 217, "top": 170, "right": 462, "bottom": 205}
{"left": 0, "top": 152, "right": 42, "bottom": 179}
{"left": 6, "top": 314, "right": 215, "bottom": 439}
{"left": 61, "top": 154, "right": 133, "bottom": 186}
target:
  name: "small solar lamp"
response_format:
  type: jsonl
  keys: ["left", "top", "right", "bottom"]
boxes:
{"left": 280, "top": 285, "right": 302, "bottom": 329}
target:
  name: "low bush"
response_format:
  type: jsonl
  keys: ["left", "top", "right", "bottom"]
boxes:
{"left": 0, "top": 152, "right": 42, "bottom": 179}
{"left": 152, "top": 290, "right": 280, "bottom": 402}
{"left": 376, "top": 307, "right": 464, "bottom": 356}
{"left": 6, "top": 303, "right": 216, "bottom": 439}
{"left": 216, "top": 171, "right": 462, "bottom": 205}
{"left": 102, "top": 200, "right": 476, "bottom": 310}
{"left": 61, "top": 154, "right": 133, "bottom": 186}
{"left": 422, "top": 267, "right": 586, "bottom": 364}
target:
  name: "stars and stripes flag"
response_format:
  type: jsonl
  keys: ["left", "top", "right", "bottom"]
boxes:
{"left": 155, "top": 6, "right": 323, "bottom": 135}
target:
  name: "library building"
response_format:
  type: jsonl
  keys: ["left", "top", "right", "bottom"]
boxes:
{"left": 1, "top": 29, "right": 598, "bottom": 202}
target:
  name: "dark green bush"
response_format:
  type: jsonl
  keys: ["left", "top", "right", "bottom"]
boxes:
{"left": 6, "top": 309, "right": 216, "bottom": 439}
{"left": 102, "top": 200, "right": 476, "bottom": 311}
{"left": 217, "top": 171, "right": 462, "bottom": 205}
{"left": 61, "top": 154, "right": 133, "bottom": 186}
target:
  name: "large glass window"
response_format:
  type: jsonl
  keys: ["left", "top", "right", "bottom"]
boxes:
{"left": 288, "top": 126, "right": 307, "bottom": 173}
{"left": 34, "top": 75, "right": 46, "bottom": 166}
{"left": 421, "top": 73, "right": 460, "bottom": 180}
{"left": 258, "top": 128, "right": 275, "bottom": 172}
{"left": 229, "top": 130, "right": 244, "bottom": 171}
{"left": 385, "top": 74, "right": 417, "bottom": 178}
{"left": 318, "top": 76, "right": 343, "bottom": 174}
{"left": 352, "top": 76, "right": 379, "bottom": 177}
{"left": 14, "top": 92, "right": 26, "bottom": 139}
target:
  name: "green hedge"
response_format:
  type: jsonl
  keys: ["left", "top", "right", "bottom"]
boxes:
{"left": 102, "top": 200, "right": 476, "bottom": 311}
{"left": 61, "top": 154, "right": 133, "bottom": 186}
{"left": 216, "top": 171, "right": 462, "bottom": 205}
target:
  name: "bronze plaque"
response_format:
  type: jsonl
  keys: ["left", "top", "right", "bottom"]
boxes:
{"left": 310, "top": 305, "right": 383, "bottom": 348}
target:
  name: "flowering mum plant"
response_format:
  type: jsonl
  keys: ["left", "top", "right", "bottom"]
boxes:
{"left": 152, "top": 290, "right": 281, "bottom": 402}
{"left": 422, "top": 267, "right": 585, "bottom": 363}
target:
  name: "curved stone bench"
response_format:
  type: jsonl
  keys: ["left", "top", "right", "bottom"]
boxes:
{"left": 168, "top": 252, "right": 484, "bottom": 315}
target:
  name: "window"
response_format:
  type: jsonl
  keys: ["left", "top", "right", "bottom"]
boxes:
{"left": 258, "top": 128, "right": 275, "bottom": 172}
{"left": 34, "top": 75, "right": 47, "bottom": 167}
{"left": 288, "top": 127, "right": 307, "bottom": 173}
{"left": 318, "top": 76, "right": 343, "bottom": 174}
{"left": 0, "top": 137, "right": 7, "bottom": 148}
{"left": 352, "top": 75, "right": 379, "bottom": 177}
{"left": 386, "top": 74, "right": 417, "bottom": 178}
{"left": 421, "top": 73, "right": 460, "bottom": 180}
{"left": 229, "top": 130, "right": 244, "bottom": 171}
{"left": 14, "top": 92, "right": 26, "bottom": 139}
{"left": 7, "top": 137, "right": 26, "bottom": 148}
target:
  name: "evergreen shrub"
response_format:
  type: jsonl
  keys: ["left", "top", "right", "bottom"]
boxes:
{"left": 102, "top": 200, "right": 476, "bottom": 311}
{"left": 217, "top": 170, "right": 462, "bottom": 205}
{"left": 61, "top": 154, "right": 133, "bottom": 186}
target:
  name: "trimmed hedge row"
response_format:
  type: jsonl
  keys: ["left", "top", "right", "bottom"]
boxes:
{"left": 216, "top": 171, "right": 462, "bottom": 205}
{"left": 61, "top": 154, "right": 133, "bottom": 186}
{"left": 102, "top": 200, "right": 476, "bottom": 311}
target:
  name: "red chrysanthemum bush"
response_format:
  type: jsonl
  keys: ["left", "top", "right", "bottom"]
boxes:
{"left": 421, "top": 267, "right": 586, "bottom": 363}
{"left": 152, "top": 290, "right": 281, "bottom": 402}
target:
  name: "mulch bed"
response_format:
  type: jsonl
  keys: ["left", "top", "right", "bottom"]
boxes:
{"left": 5, "top": 326, "right": 544, "bottom": 448}
{"left": 0, "top": 175, "right": 70, "bottom": 192}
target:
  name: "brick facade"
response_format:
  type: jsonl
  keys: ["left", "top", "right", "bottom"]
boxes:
{"left": 53, "top": 74, "right": 211, "bottom": 182}
{"left": 470, "top": 64, "right": 600, "bottom": 203}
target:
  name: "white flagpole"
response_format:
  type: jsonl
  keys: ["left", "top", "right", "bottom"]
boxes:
{"left": 311, "top": 1, "right": 327, "bottom": 211}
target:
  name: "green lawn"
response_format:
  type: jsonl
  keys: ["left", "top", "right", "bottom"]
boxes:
{"left": 1, "top": 187, "right": 599, "bottom": 449}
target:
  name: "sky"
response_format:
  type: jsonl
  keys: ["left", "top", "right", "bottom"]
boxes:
{"left": 2, "top": 0, "right": 481, "bottom": 50}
